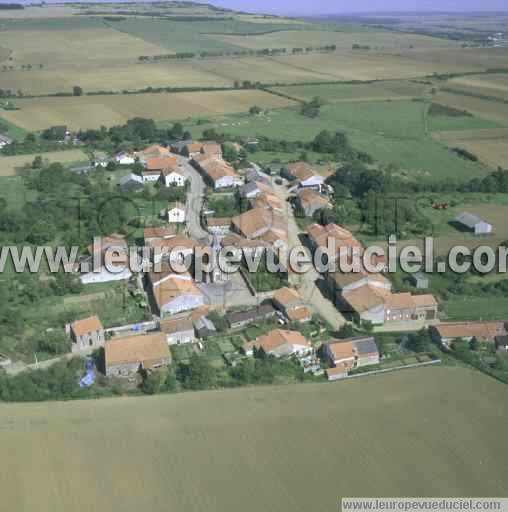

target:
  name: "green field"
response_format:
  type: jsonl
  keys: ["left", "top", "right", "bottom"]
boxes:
{"left": 0, "top": 367, "right": 506, "bottom": 511}
{"left": 272, "top": 80, "right": 429, "bottom": 103}
{"left": 444, "top": 296, "right": 508, "bottom": 321}
{"left": 191, "top": 100, "right": 491, "bottom": 179}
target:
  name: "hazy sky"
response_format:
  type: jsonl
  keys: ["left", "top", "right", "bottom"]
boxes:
{"left": 212, "top": 0, "right": 508, "bottom": 15}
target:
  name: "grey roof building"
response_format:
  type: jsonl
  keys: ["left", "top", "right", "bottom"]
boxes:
{"left": 454, "top": 212, "right": 492, "bottom": 235}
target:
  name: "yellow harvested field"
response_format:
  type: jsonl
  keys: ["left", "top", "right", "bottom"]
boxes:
{"left": 0, "top": 61, "right": 230, "bottom": 96}
{"left": 434, "top": 90, "right": 508, "bottom": 123}
{"left": 433, "top": 129, "right": 508, "bottom": 168}
{"left": 0, "top": 28, "right": 167, "bottom": 68}
{"left": 0, "top": 149, "right": 88, "bottom": 177}
{"left": 446, "top": 73, "right": 508, "bottom": 101}
{"left": 209, "top": 29, "right": 460, "bottom": 51}
{"left": 1, "top": 90, "right": 296, "bottom": 131}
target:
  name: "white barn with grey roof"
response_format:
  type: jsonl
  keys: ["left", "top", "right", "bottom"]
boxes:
{"left": 455, "top": 212, "right": 492, "bottom": 235}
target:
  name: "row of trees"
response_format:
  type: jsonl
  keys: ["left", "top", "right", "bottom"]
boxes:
{"left": 138, "top": 44, "right": 337, "bottom": 63}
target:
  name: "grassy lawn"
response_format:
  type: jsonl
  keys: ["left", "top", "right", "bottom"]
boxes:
{"left": 444, "top": 296, "right": 508, "bottom": 321}
{"left": 0, "top": 115, "right": 27, "bottom": 140}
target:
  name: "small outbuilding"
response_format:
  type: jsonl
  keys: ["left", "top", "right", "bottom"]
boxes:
{"left": 454, "top": 212, "right": 492, "bottom": 235}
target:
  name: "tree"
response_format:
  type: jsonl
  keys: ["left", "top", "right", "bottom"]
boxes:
{"left": 106, "top": 161, "right": 116, "bottom": 171}
{"left": 249, "top": 105, "right": 262, "bottom": 115}
{"left": 32, "top": 155, "right": 43, "bottom": 169}
{"left": 73, "top": 85, "right": 83, "bottom": 97}
{"left": 181, "top": 353, "right": 217, "bottom": 390}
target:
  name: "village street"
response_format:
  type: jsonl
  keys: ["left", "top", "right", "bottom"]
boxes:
{"left": 175, "top": 155, "right": 210, "bottom": 242}
{"left": 272, "top": 183, "right": 346, "bottom": 330}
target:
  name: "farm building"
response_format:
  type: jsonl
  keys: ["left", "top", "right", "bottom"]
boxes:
{"left": 160, "top": 316, "right": 195, "bottom": 345}
{"left": 454, "top": 212, "right": 493, "bottom": 235}
{"left": 226, "top": 304, "right": 276, "bottom": 330}
{"left": 231, "top": 208, "right": 287, "bottom": 247}
{"left": 409, "top": 272, "right": 429, "bottom": 289}
{"left": 149, "top": 272, "right": 205, "bottom": 318}
{"left": 192, "top": 154, "right": 242, "bottom": 190}
{"left": 119, "top": 173, "right": 144, "bottom": 192}
{"left": 104, "top": 332, "right": 171, "bottom": 377}
{"left": 295, "top": 189, "right": 331, "bottom": 217}
{"left": 194, "top": 316, "right": 217, "bottom": 339}
{"left": 431, "top": 321, "right": 507, "bottom": 348}
{"left": 282, "top": 162, "right": 325, "bottom": 191}
{"left": 69, "top": 315, "right": 105, "bottom": 353}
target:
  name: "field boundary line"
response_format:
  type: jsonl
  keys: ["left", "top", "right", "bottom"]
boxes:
{"left": 336, "top": 359, "right": 442, "bottom": 383}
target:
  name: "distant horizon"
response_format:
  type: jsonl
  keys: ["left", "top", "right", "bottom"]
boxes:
{"left": 19, "top": 1, "right": 508, "bottom": 16}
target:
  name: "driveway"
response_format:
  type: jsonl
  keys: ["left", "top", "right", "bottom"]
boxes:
{"left": 273, "top": 183, "right": 346, "bottom": 330}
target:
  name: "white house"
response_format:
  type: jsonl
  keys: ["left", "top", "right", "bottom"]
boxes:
{"left": 115, "top": 152, "right": 136, "bottom": 165}
{"left": 455, "top": 212, "right": 493, "bottom": 236}
{"left": 0, "top": 134, "right": 12, "bottom": 149}
{"left": 162, "top": 168, "right": 187, "bottom": 187}
{"left": 142, "top": 169, "right": 162, "bottom": 183}
{"left": 80, "top": 265, "right": 132, "bottom": 285}
{"left": 167, "top": 202, "right": 186, "bottom": 224}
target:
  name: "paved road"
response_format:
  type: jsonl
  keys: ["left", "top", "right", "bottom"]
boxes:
{"left": 273, "top": 183, "right": 346, "bottom": 330}
{"left": 176, "top": 155, "right": 210, "bottom": 242}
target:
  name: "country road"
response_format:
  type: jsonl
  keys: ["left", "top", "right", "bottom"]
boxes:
{"left": 273, "top": 183, "right": 346, "bottom": 330}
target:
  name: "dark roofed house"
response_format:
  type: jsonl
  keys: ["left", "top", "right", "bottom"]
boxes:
{"left": 226, "top": 304, "right": 276, "bottom": 330}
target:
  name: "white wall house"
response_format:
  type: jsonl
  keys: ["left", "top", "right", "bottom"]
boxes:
{"left": 80, "top": 266, "right": 132, "bottom": 285}
{"left": 299, "top": 175, "right": 325, "bottom": 190}
{"left": 142, "top": 170, "right": 161, "bottom": 183}
{"left": 162, "top": 170, "right": 187, "bottom": 187}
{"left": 115, "top": 152, "right": 136, "bottom": 165}
{"left": 214, "top": 175, "right": 243, "bottom": 190}
{"left": 167, "top": 203, "right": 186, "bottom": 223}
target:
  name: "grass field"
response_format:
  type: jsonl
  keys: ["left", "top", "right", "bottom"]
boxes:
{"left": 271, "top": 80, "right": 429, "bottom": 103}
{"left": 191, "top": 100, "right": 489, "bottom": 179}
{"left": 0, "top": 149, "right": 88, "bottom": 176}
{"left": 1, "top": 90, "right": 295, "bottom": 131}
{"left": 0, "top": 367, "right": 506, "bottom": 511}
{"left": 444, "top": 296, "right": 508, "bottom": 321}
{"left": 208, "top": 29, "right": 460, "bottom": 51}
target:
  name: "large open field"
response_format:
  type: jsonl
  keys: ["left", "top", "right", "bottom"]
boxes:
{"left": 1, "top": 90, "right": 295, "bottom": 131}
{"left": 272, "top": 80, "right": 429, "bottom": 103}
{"left": 0, "top": 149, "right": 88, "bottom": 176}
{"left": 190, "top": 100, "right": 492, "bottom": 179}
{"left": 444, "top": 73, "right": 508, "bottom": 102}
{"left": 0, "top": 367, "right": 507, "bottom": 511}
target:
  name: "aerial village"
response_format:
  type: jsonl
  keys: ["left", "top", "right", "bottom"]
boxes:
{"left": 48, "top": 139, "right": 507, "bottom": 388}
